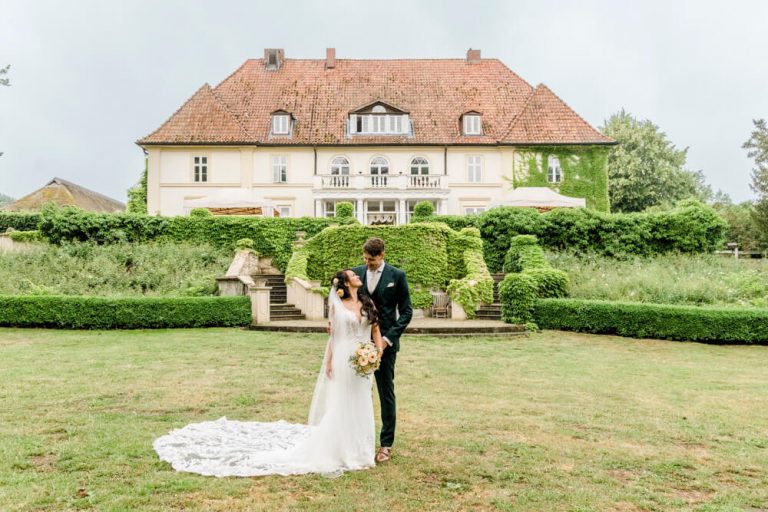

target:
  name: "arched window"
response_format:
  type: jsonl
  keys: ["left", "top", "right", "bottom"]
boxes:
{"left": 330, "top": 156, "right": 350, "bottom": 175}
{"left": 547, "top": 156, "right": 563, "bottom": 183}
{"left": 372, "top": 105, "right": 386, "bottom": 113}
{"left": 370, "top": 156, "right": 389, "bottom": 187}
{"left": 370, "top": 156, "right": 389, "bottom": 175}
{"left": 410, "top": 156, "right": 429, "bottom": 175}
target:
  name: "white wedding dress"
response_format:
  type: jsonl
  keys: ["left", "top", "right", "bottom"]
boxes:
{"left": 153, "top": 291, "right": 376, "bottom": 478}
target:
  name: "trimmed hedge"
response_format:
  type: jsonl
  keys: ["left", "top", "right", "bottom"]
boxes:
{"left": 421, "top": 199, "right": 729, "bottom": 272}
{"left": 524, "top": 267, "right": 569, "bottom": 299}
{"left": 37, "top": 204, "right": 348, "bottom": 272}
{"left": 503, "top": 234, "right": 547, "bottom": 273}
{"left": 8, "top": 230, "right": 43, "bottom": 243}
{"left": 534, "top": 298, "right": 768, "bottom": 343}
{"left": 0, "top": 295, "right": 251, "bottom": 329}
{"left": 335, "top": 202, "right": 354, "bottom": 219}
{"left": 499, "top": 273, "right": 537, "bottom": 324}
{"left": 0, "top": 212, "right": 41, "bottom": 232}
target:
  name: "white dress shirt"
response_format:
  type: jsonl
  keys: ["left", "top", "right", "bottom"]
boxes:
{"left": 366, "top": 261, "right": 392, "bottom": 347}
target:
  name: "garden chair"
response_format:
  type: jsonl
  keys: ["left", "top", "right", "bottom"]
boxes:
{"left": 430, "top": 291, "right": 450, "bottom": 318}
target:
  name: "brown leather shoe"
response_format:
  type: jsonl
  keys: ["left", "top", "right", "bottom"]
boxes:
{"left": 375, "top": 447, "right": 392, "bottom": 463}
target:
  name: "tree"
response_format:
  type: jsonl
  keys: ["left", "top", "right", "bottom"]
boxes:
{"left": 743, "top": 118, "right": 768, "bottom": 248}
{"left": 126, "top": 158, "right": 148, "bottom": 214}
{"left": 0, "top": 193, "right": 14, "bottom": 207}
{"left": 601, "top": 110, "right": 711, "bottom": 212}
{"left": 0, "top": 65, "right": 9, "bottom": 87}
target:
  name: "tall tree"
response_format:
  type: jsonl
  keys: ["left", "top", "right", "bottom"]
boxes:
{"left": 601, "top": 110, "right": 711, "bottom": 212}
{"left": 743, "top": 118, "right": 768, "bottom": 247}
{"left": 0, "top": 193, "right": 14, "bottom": 207}
{"left": 127, "top": 158, "right": 148, "bottom": 214}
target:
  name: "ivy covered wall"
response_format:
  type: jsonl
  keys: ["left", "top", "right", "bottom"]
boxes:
{"left": 511, "top": 146, "right": 610, "bottom": 212}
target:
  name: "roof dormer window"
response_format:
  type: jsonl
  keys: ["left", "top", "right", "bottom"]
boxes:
{"left": 462, "top": 113, "right": 482, "bottom": 135}
{"left": 271, "top": 112, "right": 292, "bottom": 136}
{"left": 348, "top": 101, "right": 410, "bottom": 136}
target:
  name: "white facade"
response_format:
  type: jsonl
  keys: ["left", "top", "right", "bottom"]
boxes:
{"left": 147, "top": 145, "right": 520, "bottom": 223}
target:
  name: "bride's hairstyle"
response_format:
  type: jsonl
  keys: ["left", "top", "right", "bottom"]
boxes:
{"left": 332, "top": 269, "right": 378, "bottom": 325}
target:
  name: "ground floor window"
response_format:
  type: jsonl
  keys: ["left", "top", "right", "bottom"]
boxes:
{"left": 464, "top": 206, "right": 486, "bottom": 215}
{"left": 276, "top": 205, "right": 292, "bottom": 218}
{"left": 366, "top": 200, "right": 396, "bottom": 225}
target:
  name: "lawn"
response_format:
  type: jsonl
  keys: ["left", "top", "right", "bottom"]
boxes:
{"left": 1, "top": 328, "right": 767, "bottom": 511}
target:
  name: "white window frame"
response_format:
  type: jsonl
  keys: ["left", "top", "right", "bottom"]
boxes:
{"left": 370, "top": 156, "right": 389, "bottom": 175}
{"left": 464, "top": 206, "right": 486, "bottom": 215}
{"left": 272, "top": 155, "right": 288, "bottom": 183}
{"left": 406, "top": 199, "right": 437, "bottom": 222}
{"left": 463, "top": 114, "right": 482, "bottom": 135}
{"left": 352, "top": 113, "right": 409, "bottom": 135}
{"left": 467, "top": 155, "right": 482, "bottom": 183}
{"left": 330, "top": 156, "right": 350, "bottom": 175}
{"left": 410, "top": 156, "right": 429, "bottom": 175}
{"left": 324, "top": 200, "right": 356, "bottom": 218}
{"left": 547, "top": 155, "right": 563, "bottom": 183}
{"left": 272, "top": 114, "right": 291, "bottom": 135}
{"left": 276, "top": 205, "right": 292, "bottom": 218}
{"left": 193, "top": 155, "right": 208, "bottom": 183}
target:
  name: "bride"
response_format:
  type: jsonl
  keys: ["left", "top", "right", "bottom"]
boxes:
{"left": 153, "top": 269, "right": 386, "bottom": 477}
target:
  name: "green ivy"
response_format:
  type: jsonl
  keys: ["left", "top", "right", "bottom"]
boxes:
{"left": 8, "top": 230, "right": 43, "bottom": 243}
{"left": 335, "top": 202, "right": 354, "bottom": 219}
{"left": 511, "top": 146, "right": 610, "bottom": 212}
{"left": 285, "top": 222, "right": 493, "bottom": 314}
{"left": 0, "top": 212, "right": 41, "bottom": 232}
{"left": 499, "top": 273, "right": 537, "bottom": 324}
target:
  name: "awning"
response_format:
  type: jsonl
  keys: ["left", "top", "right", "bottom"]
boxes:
{"left": 183, "top": 188, "right": 275, "bottom": 216}
{"left": 489, "top": 187, "right": 586, "bottom": 208}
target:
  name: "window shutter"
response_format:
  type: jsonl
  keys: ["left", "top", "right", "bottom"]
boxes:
{"left": 349, "top": 114, "right": 357, "bottom": 134}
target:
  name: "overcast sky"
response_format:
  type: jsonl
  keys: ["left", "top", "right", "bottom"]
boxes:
{"left": 2, "top": 0, "right": 767, "bottom": 204}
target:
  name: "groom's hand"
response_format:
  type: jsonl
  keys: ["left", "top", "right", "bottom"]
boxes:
{"left": 326, "top": 322, "right": 332, "bottom": 335}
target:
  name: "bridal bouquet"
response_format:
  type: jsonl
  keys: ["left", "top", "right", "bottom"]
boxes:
{"left": 349, "top": 342, "right": 381, "bottom": 377}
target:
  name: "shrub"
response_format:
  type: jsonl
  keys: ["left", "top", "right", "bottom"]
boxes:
{"left": 190, "top": 208, "right": 212, "bottom": 217}
{"left": 335, "top": 202, "right": 354, "bottom": 219}
{"left": 236, "top": 238, "right": 255, "bottom": 250}
{"left": 523, "top": 267, "right": 569, "bottom": 298}
{"left": 503, "top": 235, "right": 548, "bottom": 273}
{"left": 0, "top": 212, "right": 41, "bottom": 232}
{"left": 412, "top": 201, "right": 435, "bottom": 219}
{"left": 534, "top": 298, "right": 768, "bottom": 344}
{"left": 0, "top": 295, "right": 251, "bottom": 329}
{"left": 499, "top": 273, "right": 537, "bottom": 324}
{"left": 8, "top": 230, "right": 43, "bottom": 243}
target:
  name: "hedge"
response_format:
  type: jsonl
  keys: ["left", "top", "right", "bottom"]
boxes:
{"left": 0, "top": 295, "right": 251, "bottom": 329}
{"left": 8, "top": 230, "right": 43, "bottom": 243}
{"left": 534, "top": 298, "right": 768, "bottom": 344}
{"left": 0, "top": 212, "right": 41, "bottom": 232}
{"left": 36, "top": 204, "right": 350, "bottom": 272}
{"left": 420, "top": 199, "right": 729, "bottom": 272}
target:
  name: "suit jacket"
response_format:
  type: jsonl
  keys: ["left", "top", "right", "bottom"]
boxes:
{"left": 353, "top": 263, "right": 412, "bottom": 352}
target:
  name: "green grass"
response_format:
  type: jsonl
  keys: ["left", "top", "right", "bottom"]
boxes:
{"left": 1, "top": 329, "right": 767, "bottom": 511}
{"left": 0, "top": 242, "right": 230, "bottom": 297}
{"left": 547, "top": 251, "right": 768, "bottom": 308}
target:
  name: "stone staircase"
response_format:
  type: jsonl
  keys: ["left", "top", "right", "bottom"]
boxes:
{"left": 475, "top": 273, "right": 505, "bottom": 320}
{"left": 254, "top": 274, "right": 306, "bottom": 321}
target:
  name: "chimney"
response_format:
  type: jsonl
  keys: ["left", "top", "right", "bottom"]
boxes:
{"left": 466, "top": 48, "right": 481, "bottom": 64}
{"left": 325, "top": 48, "right": 336, "bottom": 69}
{"left": 264, "top": 48, "right": 285, "bottom": 70}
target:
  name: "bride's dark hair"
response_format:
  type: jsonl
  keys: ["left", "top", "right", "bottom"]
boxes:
{"left": 332, "top": 269, "right": 378, "bottom": 325}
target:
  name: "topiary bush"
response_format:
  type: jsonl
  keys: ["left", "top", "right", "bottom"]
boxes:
{"left": 335, "top": 201, "right": 354, "bottom": 219}
{"left": 499, "top": 273, "right": 537, "bottom": 324}
{"left": 0, "top": 212, "right": 41, "bottom": 232}
{"left": 523, "top": 267, "right": 569, "bottom": 298}
{"left": 412, "top": 201, "right": 435, "bottom": 220}
{"left": 503, "top": 235, "right": 548, "bottom": 273}
{"left": 235, "top": 238, "right": 255, "bottom": 251}
{"left": 190, "top": 208, "right": 213, "bottom": 217}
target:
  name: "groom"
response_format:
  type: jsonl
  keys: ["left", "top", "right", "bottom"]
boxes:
{"left": 353, "top": 237, "right": 412, "bottom": 463}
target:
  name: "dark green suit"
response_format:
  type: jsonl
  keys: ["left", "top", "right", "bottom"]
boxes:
{"left": 354, "top": 263, "right": 412, "bottom": 447}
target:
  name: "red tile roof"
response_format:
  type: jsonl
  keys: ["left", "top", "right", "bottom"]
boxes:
{"left": 138, "top": 58, "right": 612, "bottom": 146}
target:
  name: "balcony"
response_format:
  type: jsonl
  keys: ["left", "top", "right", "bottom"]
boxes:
{"left": 315, "top": 174, "right": 446, "bottom": 190}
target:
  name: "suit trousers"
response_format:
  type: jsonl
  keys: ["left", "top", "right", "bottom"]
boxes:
{"left": 374, "top": 347, "right": 397, "bottom": 447}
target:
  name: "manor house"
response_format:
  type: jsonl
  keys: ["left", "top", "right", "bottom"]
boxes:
{"left": 138, "top": 48, "right": 613, "bottom": 222}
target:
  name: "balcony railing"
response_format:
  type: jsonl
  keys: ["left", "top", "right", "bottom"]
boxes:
{"left": 316, "top": 174, "right": 446, "bottom": 190}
